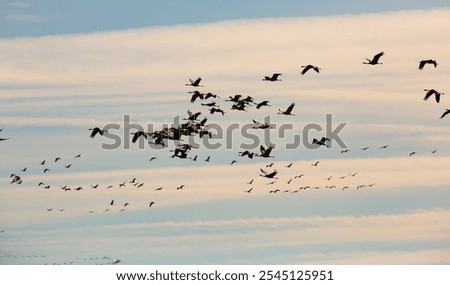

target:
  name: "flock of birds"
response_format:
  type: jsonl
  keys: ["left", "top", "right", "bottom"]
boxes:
{"left": 1, "top": 51, "right": 447, "bottom": 265}
{"left": 4, "top": 52, "right": 446, "bottom": 204}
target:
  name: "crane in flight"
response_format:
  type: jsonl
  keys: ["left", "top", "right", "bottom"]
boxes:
{"left": 278, "top": 103, "right": 295, "bottom": 116}
{"left": 363, "top": 52, "right": 384, "bottom": 65}
{"left": 262, "top": 73, "right": 282, "bottom": 81}
{"left": 185, "top": 77, "right": 203, "bottom": 87}
{"left": 423, "top": 89, "right": 444, "bottom": 103}
{"left": 418, "top": 59, "right": 438, "bottom": 70}
{"left": 301, "top": 65, "right": 321, "bottom": 75}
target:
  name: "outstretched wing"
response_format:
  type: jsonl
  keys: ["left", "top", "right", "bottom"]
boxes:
{"left": 285, "top": 103, "right": 295, "bottom": 114}
{"left": 423, "top": 90, "right": 434, "bottom": 101}
{"left": 418, "top": 60, "right": 426, "bottom": 70}
{"left": 260, "top": 168, "right": 269, "bottom": 175}
{"left": 272, "top": 73, "right": 282, "bottom": 80}
{"left": 440, "top": 109, "right": 450, "bottom": 119}
{"left": 193, "top": 77, "right": 202, "bottom": 86}
{"left": 260, "top": 145, "right": 266, "bottom": 154}
{"left": 373, "top": 52, "right": 384, "bottom": 62}
{"left": 301, "top": 65, "right": 312, "bottom": 75}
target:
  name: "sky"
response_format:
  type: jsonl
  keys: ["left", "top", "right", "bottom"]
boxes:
{"left": 1, "top": 1, "right": 450, "bottom": 265}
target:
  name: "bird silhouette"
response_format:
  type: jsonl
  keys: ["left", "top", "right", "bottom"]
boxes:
{"left": 209, "top": 105, "right": 227, "bottom": 116}
{"left": 239, "top": 150, "right": 255, "bottom": 159}
{"left": 257, "top": 145, "right": 274, "bottom": 158}
{"left": 89, "top": 127, "right": 107, "bottom": 138}
{"left": 149, "top": 202, "right": 155, "bottom": 207}
{"left": 188, "top": 90, "right": 204, "bottom": 102}
{"left": 256, "top": 101, "right": 271, "bottom": 109}
{"left": 54, "top": 157, "right": 61, "bottom": 162}
{"left": 185, "top": 109, "right": 202, "bottom": 121}
{"left": 65, "top": 164, "right": 71, "bottom": 168}
{"left": 259, "top": 168, "right": 278, "bottom": 179}
{"left": 311, "top": 161, "right": 320, "bottom": 166}
{"left": 409, "top": 152, "right": 416, "bottom": 157}
{"left": 205, "top": 156, "right": 211, "bottom": 162}
{"left": 418, "top": 59, "right": 438, "bottom": 70}
{"left": 278, "top": 103, "right": 295, "bottom": 115}
{"left": 110, "top": 200, "right": 114, "bottom": 206}
{"left": 149, "top": 156, "right": 157, "bottom": 162}
{"left": 440, "top": 109, "right": 450, "bottom": 119}
{"left": 131, "top": 131, "right": 149, "bottom": 143}
{"left": 312, "top": 137, "right": 330, "bottom": 147}
{"left": 177, "top": 185, "right": 185, "bottom": 190}
{"left": 263, "top": 73, "right": 282, "bottom": 81}
{"left": 245, "top": 188, "right": 253, "bottom": 193}
{"left": 423, "top": 89, "right": 444, "bottom": 103}
{"left": 186, "top": 77, "right": 203, "bottom": 87}
{"left": 363, "top": 52, "right": 384, "bottom": 65}
{"left": 75, "top": 154, "right": 81, "bottom": 158}
{"left": 301, "top": 65, "right": 321, "bottom": 75}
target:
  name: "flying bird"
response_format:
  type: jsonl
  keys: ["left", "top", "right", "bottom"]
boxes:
{"left": 184, "top": 109, "right": 202, "bottom": 121}
{"left": 259, "top": 168, "right": 278, "bottom": 179}
{"left": 363, "top": 52, "right": 384, "bottom": 65}
{"left": 439, "top": 107, "right": 450, "bottom": 119}
{"left": 257, "top": 145, "right": 274, "bottom": 158}
{"left": 110, "top": 200, "right": 114, "bottom": 206}
{"left": 418, "top": 59, "right": 438, "bottom": 70}
{"left": 312, "top": 137, "right": 330, "bottom": 147}
{"left": 131, "top": 131, "right": 149, "bottom": 143}
{"left": 209, "top": 107, "right": 225, "bottom": 115}
{"left": 300, "top": 65, "right": 321, "bottom": 75}
{"left": 89, "top": 127, "right": 107, "bottom": 138}
{"left": 256, "top": 101, "right": 271, "bottom": 109}
{"left": 423, "top": 89, "right": 444, "bottom": 103}
{"left": 409, "top": 152, "right": 416, "bottom": 157}
{"left": 189, "top": 90, "right": 204, "bottom": 103}
{"left": 263, "top": 73, "right": 282, "bottom": 81}
{"left": 185, "top": 77, "right": 203, "bottom": 87}
{"left": 278, "top": 103, "right": 295, "bottom": 116}
{"left": 239, "top": 150, "right": 255, "bottom": 159}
